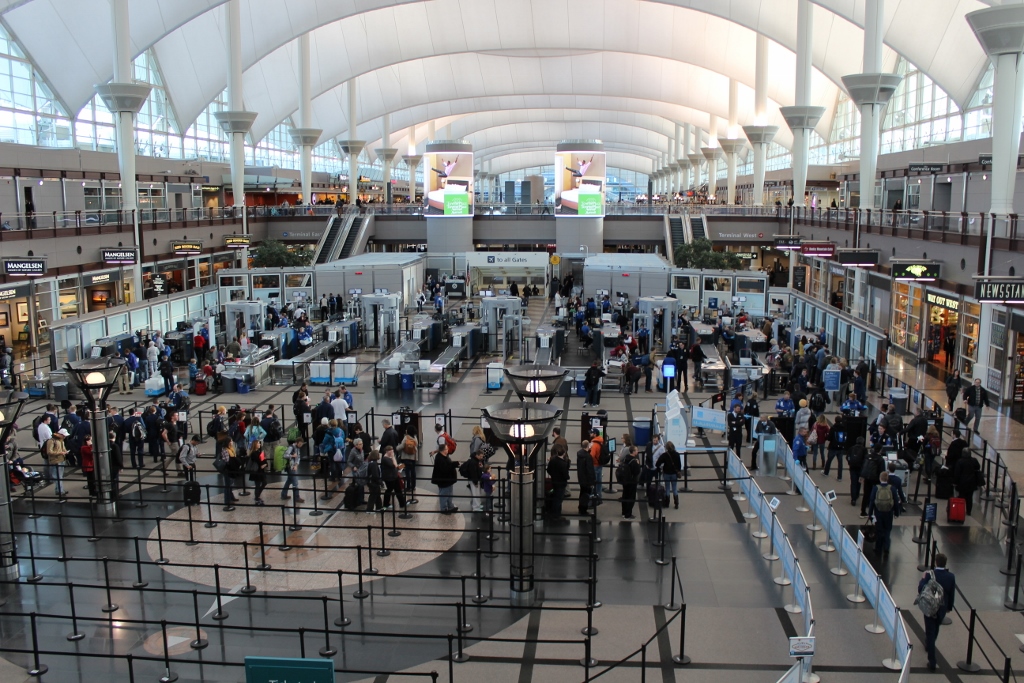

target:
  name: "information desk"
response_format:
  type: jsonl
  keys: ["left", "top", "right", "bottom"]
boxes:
{"left": 269, "top": 340, "right": 332, "bottom": 385}
{"left": 696, "top": 344, "right": 727, "bottom": 392}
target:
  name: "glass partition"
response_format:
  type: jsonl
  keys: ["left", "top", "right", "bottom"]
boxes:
{"left": 960, "top": 301, "right": 981, "bottom": 379}
{"left": 107, "top": 313, "right": 130, "bottom": 336}
{"left": 169, "top": 298, "right": 187, "bottom": 329}
{"left": 130, "top": 308, "right": 150, "bottom": 335}
{"left": 150, "top": 302, "right": 168, "bottom": 335}
{"left": 188, "top": 295, "right": 204, "bottom": 315}
{"left": 82, "top": 319, "right": 106, "bottom": 349}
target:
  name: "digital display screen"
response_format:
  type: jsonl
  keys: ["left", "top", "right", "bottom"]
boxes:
{"left": 554, "top": 150, "right": 606, "bottom": 217}
{"left": 424, "top": 150, "right": 474, "bottom": 216}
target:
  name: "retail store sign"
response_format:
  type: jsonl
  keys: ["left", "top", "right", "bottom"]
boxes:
{"left": 774, "top": 236, "right": 802, "bottom": 251}
{"left": 171, "top": 241, "right": 203, "bottom": 255}
{"left": 734, "top": 252, "right": 759, "bottom": 260}
{"left": 86, "top": 272, "right": 119, "bottom": 286}
{"left": 101, "top": 248, "right": 137, "bottom": 265}
{"left": 908, "top": 163, "right": 944, "bottom": 174}
{"left": 3, "top": 258, "right": 46, "bottom": 277}
{"left": 891, "top": 262, "right": 940, "bottom": 281}
{"left": 975, "top": 279, "right": 1024, "bottom": 303}
{"left": 225, "top": 235, "right": 251, "bottom": 249}
{"left": 828, "top": 263, "right": 846, "bottom": 277}
{"left": 800, "top": 241, "right": 835, "bottom": 257}
{"left": 244, "top": 656, "right": 334, "bottom": 683}
{"left": 926, "top": 292, "right": 959, "bottom": 311}
{"left": 151, "top": 275, "right": 166, "bottom": 294}
{"left": 0, "top": 284, "right": 30, "bottom": 301}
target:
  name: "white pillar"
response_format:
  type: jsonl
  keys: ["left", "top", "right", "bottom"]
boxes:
{"left": 966, "top": 3, "right": 1024, "bottom": 272}
{"left": 426, "top": 120, "right": 436, "bottom": 145}
{"left": 290, "top": 33, "right": 322, "bottom": 208}
{"left": 94, "top": 0, "right": 150, "bottom": 300}
{"left": 744, "top": 34, "right": 776, "bottom": 207}
{"left": 702, "top": 118, "right": 723, "bottom": 201}
{"left": 375, "top": 114, "right": 398, "bottom": 205}
{"left": 720, "top": 79, "right": 740, "bottom": 205}
{"left": 227, "top": 0, "right": 246, "bottom": 223}
{"left": 681, "top": 123, "right": 692, "bottom": 191}
{"left": 780, "top": 0, "right": 826, "bottom": 208}
{"left": 338, "top": 80, "right": 365, "bottom": 205}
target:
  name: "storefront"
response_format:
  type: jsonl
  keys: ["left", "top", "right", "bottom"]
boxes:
{"left": 924, "top": 290, "right": 960, "bottom": 372}
{"left": 0, "top": 283, "right": 32, "bottom": 351}
{"left": 890, "top": 281, "right": 924, "bottom": 360}
{"left": 83, "top": 271, "right": 122, "bottom": 312}
{"left": 1012, "top": 312, "right": 1024, "bottom": 417}
{"left": 959, "top": 300, "right": 982, "bottom": 379}
{"left": 827, "top": 262, "right": 845, "bottom": 310}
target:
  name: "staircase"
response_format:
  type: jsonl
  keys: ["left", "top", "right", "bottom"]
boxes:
{"left": 338, "top": 214, "right": 364, "bottom": 259}
{"left": 313, "top": 215, "right": 344, "bottom": 265}
{"left": 669, "top": 216, "right": 686, "bottom": 246}
{"left": 689, "top": 214, "right": 707, "bottom": 240}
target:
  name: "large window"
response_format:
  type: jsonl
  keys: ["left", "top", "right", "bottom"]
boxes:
{"left": 880, "top": 57, "right": 963, "bottom": 154}
{"left": 0, "top": 24, "right": 73, "bottom": 147}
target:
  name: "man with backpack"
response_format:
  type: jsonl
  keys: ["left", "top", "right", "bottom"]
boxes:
{"left": 124, "top": 409, "right": 147, "bottom": 469}
{"left": 868, "top": 470, "right": 897, "bottom": 558}
{"left": 616, "top": 446, "right": 642, "bottom": 519}
{"left": 434, "top": 423, "right": 457, "bottom": 457}
{"left": 953, "top": 452, "right": 982, "bottom": 515}
{"left": 576, "top": 440, "right": 597, "bottom": 514}
{"left": 859, "top": 447, "right": 885, "bottom": 518}
{"left": 917, "top": 553, "right": 956, "bottom": 672}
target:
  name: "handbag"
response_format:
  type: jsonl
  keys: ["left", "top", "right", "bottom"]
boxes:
{"left": 245, "top": 454, "right": 261, "bottom": 474}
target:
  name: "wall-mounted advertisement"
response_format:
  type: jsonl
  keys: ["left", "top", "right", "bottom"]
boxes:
{"left": 424, "top": 142, "right": 474, "bottom": 217}
{"left": 555, "top": 142, "right": 606, "bottom": 217}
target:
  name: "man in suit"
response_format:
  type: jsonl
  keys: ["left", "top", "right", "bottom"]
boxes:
{"left": 919, "top": 553, "right": 956, "bottom": 672}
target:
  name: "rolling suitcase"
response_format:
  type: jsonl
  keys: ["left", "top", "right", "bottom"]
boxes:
{"left": 183, "top": 480, "right": 201, "bottom": 506}
{"left": 194, "top": 379, "right": 207, "bottom": 396}
{"left": 947, "top": 497, "right": 966, "bottom": 524}
{"left": 343, "top": 484, "right": 363, "bottom": 510}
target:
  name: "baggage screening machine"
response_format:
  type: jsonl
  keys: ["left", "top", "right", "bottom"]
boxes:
{"left": 633, "top": 296, "right": 680, "bottom": 353}
{"left": 480, "top": 295, "right": 523, "bottom": 360}
{"left": 360, "top": 293, "right": 402, "bottom": 354}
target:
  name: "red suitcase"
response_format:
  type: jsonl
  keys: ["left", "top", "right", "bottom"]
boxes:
{"left": 947, "top": 497, "right": 966, "bottom": 524}
{"left": 194, "top": 379, "right": 207, "bottom": 396}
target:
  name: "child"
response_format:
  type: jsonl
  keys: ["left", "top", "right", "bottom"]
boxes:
{"left": 480, "top": 464, "right": 494, "bottom": 512}
{"left": 187, "top": 357, "right": 199, "bottom": 391}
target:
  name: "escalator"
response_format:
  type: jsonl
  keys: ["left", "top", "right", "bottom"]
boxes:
{"left": 338, "top": 214, "right": 364, "bottom": 259}
{"left": 313, "top": 215, "right": 343, "bottom": 265}
{"left": 690, "top": 214, "right": 707, "bottom": 240}
{"left": 669, "top": 216, "right": 686, "bottom": 246}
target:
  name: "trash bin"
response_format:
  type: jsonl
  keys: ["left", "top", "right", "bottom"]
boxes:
{"left": 888, "top": 388, "right": 908, "bottom": 415}
{"left": 401, "top": 372, "right": 415, "bottom": 390}
{"left": 558, "top": 372, "right": 574, "bottom": 397}
{"left": 632, "top": 420, "right": 651, "bottom": 447}
{"left": 237, "top": 383, "right": 250, "bottom": 394}
{"left": 51, "top": 381, "right": 69, "bottom": 402}
{"left": 222, "top": 375, "right": 238, "bottom": 393}
{"left": 576, "top": 377, "right": 586, "bottom": 397}
{"left": 486, "top": 362, "right": 504, "bottom": 390}
{"left": 386, "top": 370, "right": 400, "bottom": 391}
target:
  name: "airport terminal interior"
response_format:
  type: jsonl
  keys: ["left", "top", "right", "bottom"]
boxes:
{"left": 4, "top": 1, "right": 1024, "bottom": 682}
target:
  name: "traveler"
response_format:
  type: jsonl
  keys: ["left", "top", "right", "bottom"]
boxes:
{"left": 617, "top": 446, "right": 642, "bottom": 519}
{"left": 919, "top": 553, "right": 956, "bottom": 672}
{"left": 430, "top": 443, "right": 459, "bottom": 514}
{"left": 868, "top": 471, "right": 897, "bottom": 558}
{"left": 576, "top": 441, "right": 596, "bottom": 514}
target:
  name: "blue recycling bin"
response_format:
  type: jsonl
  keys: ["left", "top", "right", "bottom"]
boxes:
{"left": 576, "top": 378, "right": 586, "bottom": 397}
{"left": 632, "top": 420, "right": 651, "bottom": 447}
{"left": 401, "top": 372, "right": 415, "bottom": 390}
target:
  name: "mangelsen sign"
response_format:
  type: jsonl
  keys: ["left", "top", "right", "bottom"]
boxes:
{"left": 4, "top": 258, "right": 46, "bottom": 277}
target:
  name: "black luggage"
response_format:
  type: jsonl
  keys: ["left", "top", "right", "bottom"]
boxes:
{"left": 954, "top": 407, "right": 967, "bottom": 426}
{"left": 859, "top": 523, "right": 877, "bottom": 544}
{"left": 343, "top": 484, "right": 363, "bottom": 510}
{"left": 934, "top": 468, "right": 955, "bottom": 499}
{"left": 183, "top": 481, "right": 201, "bottom": 506}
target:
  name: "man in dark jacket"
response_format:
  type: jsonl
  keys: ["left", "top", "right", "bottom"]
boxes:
{"left": 962, "top": 379, "right": 988, "bottom": 437}
{"left": 576, "top": 441, "right": 596, "bottom": 514}
{"left": 379, "top": 419, "right": 401, "bottom": 454}
{"left": 727, "top": 404, "right": 746, "bottom": 461}
{"left": 847, "top": 437, "right": 867, "bottom": 505}
{"left": 919, "top": 553, "right": 956, "bottom": 672}
{"left": 313, "top": 396, "right": 335, "bottom": 425}
{"left": 751, "top": 414, "right": 776, "bottom": 471}
{"left": 546, "top": 449, "right": 570, "bottom": 518}
{"left": 953, "top": 453, "right": 981, "bottom": 515}
{"left": 859, "top": 448, "right": 885, "bottom": 518}
{"left": 617, "top": 446, "right": 642, "bottom": 519}
{"left": 868, "top": 471, "right": 897, "bottom": 557}
{"left": 902, "top": 408, "right": 930, "bottom": 458}
{"left": 583, "top": 361, "right": 605, "bottom": 408}
{"left": 945, "top": 430, "right": 967, "bottom": 471}
{"left": 430, "top": 444, "right": 459, "bottom": 514}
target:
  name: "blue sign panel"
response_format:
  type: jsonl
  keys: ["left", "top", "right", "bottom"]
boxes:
{"left": 691, "top": 407, "right": 727, "bottom": 432}
{"left": 245, "top": 657, "right": 335, "bottom": 683}
{"left": 822, "top": 369, "right": 841, "bottom": 392}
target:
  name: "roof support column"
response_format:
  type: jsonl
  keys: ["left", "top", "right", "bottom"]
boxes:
{"left": 376, "top": 114, "right": 398, "bottom": 206}
{"left": 688, "top": 126, "right": 704, "bottom": 193}
{"left": 744, "top": 33, "right": 777, "bottom": 206}
{"left": 780, "top": 0, "right": 825, "bottom": 208}
{"left": 212, "top": 0, "right": 256, "bottom": 265}
{"left": 290, "top": 32, "right": 323, "bottom": 210}
{"left": 842, "top": 0, "right": 900, "bottom": 212}
{"left": 719, "top": 79, "right": 742, "bottom": 205}
{"left": 403, "top": 125, "right": 419, "bottom": 203}
{"left": 679, "top": 123, "right": 692, "bottom": 193}
{"left": 338, "top": 80, "right": 365, "bottom": 206}
{"left": 702, "top": 117, "right": 723, "bottom": 201}
{"left": 95, "top": 0, "right": 150, "bottom": 301}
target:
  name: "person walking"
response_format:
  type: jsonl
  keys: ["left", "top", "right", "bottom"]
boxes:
{"left": 364, "top": 452, "right": 383, "bottom": 513}
{"left": 576, "top": 440, "right": 596, "bottom": 514}
{"left": 727, "top": 403, "right": 745, "bottom": 461}
{"left": 249, "top": 440, "right": 269, "bottom": 505}
{"left": 945, "top": 370, "right": 962, "bottom": 411}
{"left": 430, "top": 443, "right": 459, "bottom": 513}
{"left": 822, "top": 414, "right": 846, "bottom": 480}
{"left": 868, "top": 471, "right": 897, "bottom": 558}
{"left": 583, "top": 360, "right": 605, "bottom": 408}
{"left": 381, "top": 447, "right": 406, "bottom": 511}
{"left": 962, "top": 378, "right": 988, "bottom": 437}
{"left": 45, "top": 429, "right": 69, "bottom": 498}
{"left": 918, "top": 553, "right": 956, "bottom": 672}
{"left": 280, "top": 437, "right": 304, "bottom": 502}
{"left": 617, "top": 446, "right": 641, "bottom": 519}
{"left": 656, "top": 440, "right": 682, "bottom": 509}
{"left": 178, "top": 434, "right": 200, "bottom": 482}
{"left": 859, "top": 448, "right": 885, "bottom": 518}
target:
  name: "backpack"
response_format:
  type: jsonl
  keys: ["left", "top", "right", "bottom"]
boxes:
{"left": 265, "top": 419, "right": 283, "bottom": 442}
{"left": 886, "top": 413, "right": 903, "bottom": 435}
{"left": 914, "top": 571, "right": 945, "bottom": 618}
{"left": 32, "top": 415, "right": 45, "bottom": 440}
{"left": 807, "top": 428, "right": 818, "bottom": 446}
{"left": 287, "top": 426, "right": 300, "bottom": 443}
{"left": 598, "top": 440, "right": 611, "bottom": 467}
{"left": 874, "top": 484, "right": 895, "bottom": 513}
{"left": 615, "top": 459, "right": 632, "bottom": 484}
{"left": 206, "top": 418, "right": 220, "bottom": 438}
{"left": 320, "top": 433, "right": 335, "bottom": 455}
{"left": 403, "top": 435, "right": 417, "bottom": 455}
{"left": 131, "top": 420, "right": 147, "bottom": 442}
{"left": 354, "top": 460, "right": 369, "bottom": 484}
{"left": 860, "top": 455, "right": 880, "bottom": 481}
{"left": 442, "top": 432, "right": 457, "bottom": 455}
{"left": 60, "top": 415, "right": 73, "bottom": 433}
{"left": 810, "top": 393, "right": 826, "bottom": 413}
{"left": 458, "top": 459, "right": 474, "bottom": 479}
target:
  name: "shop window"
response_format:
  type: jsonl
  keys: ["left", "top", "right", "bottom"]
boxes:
{"left": 959, "top": 302, "right": 981, "bottom": 379}
{"left": 891, "top": 282, "right": 923, "bottom": 356}
{"left": 988, "top": 310, "right": 1007, "bottom": 392}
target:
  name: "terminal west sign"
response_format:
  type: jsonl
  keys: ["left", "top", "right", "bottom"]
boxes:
{"left": 4, "top": 258, "right": 46, "bottom": 277}
{"left": 975, "top": 279, "right": 1024, "bottom": 303}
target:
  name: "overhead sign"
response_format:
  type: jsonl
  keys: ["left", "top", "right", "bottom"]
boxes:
{"left": 800, "top": 241, "right": 835, "bottom": 257}
{"left": 225, "top": 235, "right": 251, "bottom": 249}
{"left": 908, "top": 163, "right": 944, "bottom": 174}
{"left": 734, "top": 252, "right": 759, "bottom": 260}
{"left": 979, "top": 154, "right": 992, "bottom": 166}
{"left": 836, "top": 249, "right": 880, "bottom": 267}
{"left": 244, "top": 657, "right": 334, "bottom": 683}
{"left": 774, "top": 236, "right": 802, "bottom": 251}
{"left": 4, "top": 258, "right": 46, "bottom": 278}
{"left": 0, "top": 284, "right": 30, "bottom": 301}
{"left": 975, "top": 279, "right": 1024, "bottom": 303}
{"left": 171, "top": 241, "right": 203, "bottom": 255}
{"left": 101, "top": 248, "right": 137, "bottom": 265}
{"left": 926, "top": 292, "right": 959, "bottom": 311}
{"left": 466, "top": 252, "right": 552, "bottom": 269}
{"left": 714, "top": 231, "right": 767, "bottom": 241}
{"left": 85, "top": 271, "right": 119, "bottom": 286}
{"left": 891, "top": 262, "right": 940, "bottom": 281}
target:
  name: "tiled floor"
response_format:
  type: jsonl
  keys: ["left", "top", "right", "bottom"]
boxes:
{"left": 1, "top": 309, "right": 1022, "bottom": 681}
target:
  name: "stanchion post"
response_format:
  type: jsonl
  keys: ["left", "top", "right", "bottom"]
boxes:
{"left": 458, "top": 577, "right": 472, "bottom": 632}
{"left": 212, "top": 563, "right": 229, "bottom": 620}
{"left": 88, "top": 505, "right": 100, "bottom": 542}
{"left": 185, "top": 504, "right": 197, "bottom": 546}
{"left": 25, "top": 531, "right": 42, "bottom": 582}
{"left": 309, "top": 477, "right": 322, "bottom": 516}
{"left": 865, "top": 575, "right": 885, "bottom": 633}
{"left": 453, "top": 604, "right": 470, "bottom": 662}
{"left": 241, "top": 540, "right": 256, "bottom": 594}
{"left": 159, "top": 619, "right": 178, "bottom": 683}
{"left": 28, "top": 484, "right": 39, "bottom": 518}
{"left": 1004, "top": 553, "right": 1024, "bottom": 611}
{"left": 27, "top": 612, "right": 48, "bottom": 677}
{"left": 763, "top": 512, "right": 779, "bottom": 561}
{"left": 473, "top": 546, "right": 486, "bottom": 604}
{"left": 318, "top": 595, "right": 338, "bottom": 657}
{"left": 353, "top": 546, "right": 369, "bottom": 599}
{"left": 956, "top": 608, "right": 982, "bottom": 673}
{"left": 134, "top": 468, "right": 147, "bottom": 509}
{"left": 155, "top": 517, "right": 169, "bottom": 564}
{"left": 672, "top": 603, "right": 691, "bottom": 665}
{"left": 290, "top": 495, "right": 301, "bottom": 531}
{"left": 66, "top": 582, "right": 84, "bottom": 641}
{"left": 377, "top": 513, "right": 390, "bottom": 557}
{"left": 256, "top": 521, "right": 270, "bottom": 570}
{"left": 190, "top": 589, "right": 209, "bottom": 650}
{"left": 57, "top": 512, "right": 66, "bottom": 561}
{"left": 132, "top": 536, "right": 148, "bottom": 588}
{"left": 279, "top": 506, "right": 292, "bottom": 551}
{"left": 664, "top": 557, "right": 680, "bottom": 610}
{"left": 204, "top": 485, "right": 217, "bottom": 528}
{"left": 101, "top": 556, "right": 119, "bottom": 613}
{"left": 335, "top": 570, "right": 351, "bottom": 626}
{"left": 656, "top": 518, "right": 669, "bottom": 566}
{"left": 389, "top": 505, "right": 401, "bottom": 537}
{"left": 365, "top": 527, "right": 378, "bottom": 574}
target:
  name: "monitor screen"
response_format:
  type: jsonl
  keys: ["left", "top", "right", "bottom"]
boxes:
{"left": 606, "top": 438, "right": 617, "bottom": 452}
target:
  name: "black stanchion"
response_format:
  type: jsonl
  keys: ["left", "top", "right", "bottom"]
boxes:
{"left": 913, "top": 494, "right": 930, "bottom": 545}
{"left": 580, "top": 633, "right": 597, "bottom": 669}
{"left": 485, "top": 513, "right": 498, "bottom": 558}
{"left": 185, "top": 504, "right": 198, "bottom": 546}
{"left": 672, "top": 603, "right": 691, "bottom": 665}
{"left": 318, "top": 595, "right": 338, "bottom": 657}
{"left": 256, "top": 521, "right": 270, "bottom": 570}
{"left": 56, "top": 513, "right": 67, "bottom": 561}
{"left": 353, "top": 546, "right": 369, "bottom": 599}
{"left": 917, "top": 523, "right": 934, "bottom": 572}
{"left": 290, "top": 496, "right": 301, "bottom": 531}
{"left": 241, "top": 540, "right": 256, "bottom": 594}
{"left": 334, "top": 570, "right": 351, "bottom": 627}
{"left": 279, "top": 505, "right": 292, "bottom": 552}
{"left": 664, "top": 557, "right": 680, "bottom": 610}
{"left": 160, "top": 464, "right": 170, "bottom": 493}
{"left": 453, "top": 603, "right": 470, "bottom": 662}
{"left": 299, "top": 627, "right": 306, "bottom": 658}
{"left": 190, "top": 589, "right": 209, "bottom": 650}
{"left": 239, "top": 471, "right": 250, "bottom": 497}
{"left": 155, "top": 517, "right": 169, "bottom": 564}
{"left": 212, "top": 563, "right": 229, "bottom": 620}
{"left": 956, "top": 608, "right": 982, "bottom": 672}
{"left": 458, "top": 578, "right": 472, "bottom": 632}
{"left": 1001, "top": 537, "right": 1019, "bottom": 577}
{"left": 159, "top": 619, "right": 179, "bottom": 682}
{"left": 25, "top": 531, "right": 42, "bottom": 583}
{"left": 88, "top": 505, "right": 100, "bottom": 542}
{"left": 101, "top": 556, "right": 119, "bottom": 613}
{"left": 473, "top": 545, "right": 486, "bottom": 604}
{"left": 204, "top": 485, "right": 217, "bottom": 528}
{"left": 27, "top": 612, "right": 47, "bottom": 677}
{"left": 28, "top": 484, "right": 39, "bottom": 518}
{"left": 656, "top": 518, "right": 669, "bottom": 566}
{"left": 365, "top": 527, "right": 378, "bottom": 574}
{"left": 66, "top": 582, "right": 84, "bottom": 641}
{"left": 447, "top": 633, "right": 455, "bottom": 681}
{"left": 132, "top": 536, "right": 148, "bottom": 588}
{"left": 1005, "top": 553, "right": 1024, "bottom": 611}
{"left": 588, "top": 553, "right": 602, "bottom": 609}
{"left": 377, "top": 513, "right": 390, "bottom": 557}
{"left": 389, "top": 506, "right": 401, "bottom": 537}
{"left": 581, "top": 602, "right": 598, "bottom": 636}
{"left": 309, "top": 478, "right": 323, "bottom": 516}
{"left": 134, "top": 469, "right": 147, "bottom": 509}
{"left": 127, "top": 653, "right": 135, "bottom": 683}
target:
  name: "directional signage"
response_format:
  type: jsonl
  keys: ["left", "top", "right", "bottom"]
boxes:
{"left": 975, "top": 279, "right": 1024, "bottom": 303}
{"left": 691, "top": 407, "right": 727, "bottom": 432}
{"left": 836, "top": 249, "right": 880, "bottom": 267}
{"left": 151, "top": 275, "right": 166, "bottom": 294}
{"left": 800, "top": 241, "right": 835, "bottom": 257}
{"left": 891, "top": 262, "right": 940, "bottom": 281}
{"left": 171, "top": 240, "right": 203, "bottom": 255}
{"left": 225, "top": 235, "right": 250, "bottom": 249}
{"left": 101, "top": 248, "right": 138, "bottom": 265}
{"left": 908, "top": 163, "right": 944, "bottom": 174}
{"left": 789, "top": 637, "right": 816, "bottom": 658}
{"left": 774, "top": 235, "right": 802, "bottom": 251}
{"left": 245, "top": 657, "right": 334, "bottom": 683}
{"left": 4, "top": 258, "right": 46, "bottom": 277}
